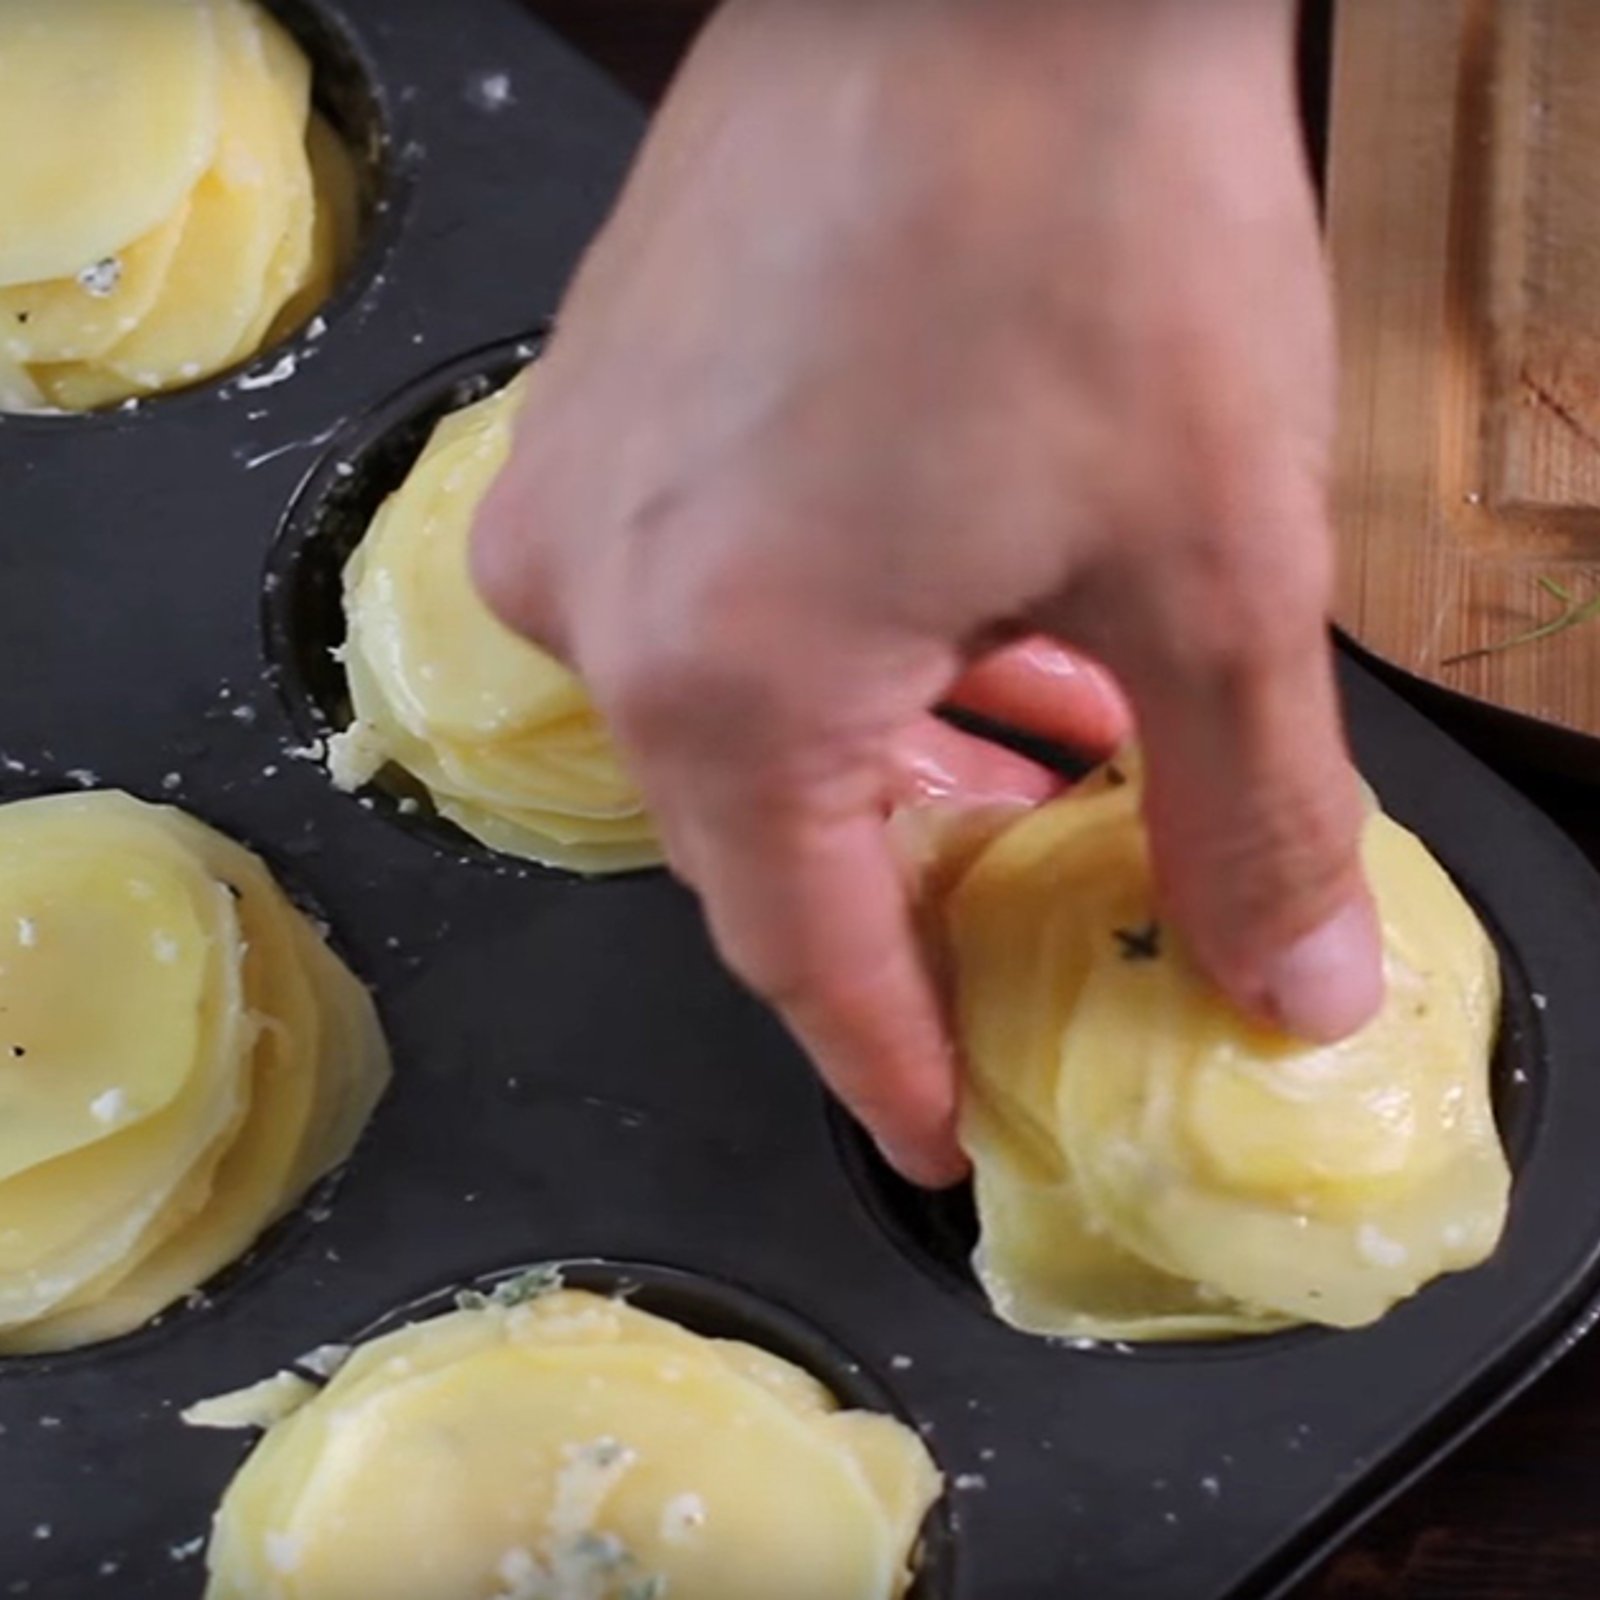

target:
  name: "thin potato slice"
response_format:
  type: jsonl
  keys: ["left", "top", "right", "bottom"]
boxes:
{"left": 226, "top": 2, "right": 316, "bottom": 363}
{"left": 0, "top": 0, "right": 220, "bottom": 286}
{"left": 89, "top": 0, "right": 299, "bottom": 393}
{"left": 0, "top": 792, "right": 389, "bottom": 1350}
{"left": 0, "top": 203, "right": 190, "bottom": 365}
{"left": 202, "top": 1291, "right": 940, "bottom": 1600}
{"left": 4, "top": 812, "right": 388, "bottom": 1354}
{"left": 265, "top": 111, "right": 360, "bottom": 343}
{"left": 0, "top": 797, "right": 251, "bottom": 1325}
{"left": 947, "top": 759, "right": 1509, "bottom": 1339}
{"left": 332, "top": 375, "right": 662, "bottom": 872}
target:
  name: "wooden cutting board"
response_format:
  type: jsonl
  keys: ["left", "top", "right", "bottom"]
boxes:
{"left": 1330, "top": 0, "right": 1600, "bottom": 749}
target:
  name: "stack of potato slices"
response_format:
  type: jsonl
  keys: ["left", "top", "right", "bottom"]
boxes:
{"left": 0, "top": 0, "right": 356, "bottom": 411}
{"left": 948, "top": 757, "right": 1510, "bottom": 1341}
{"left": 0, "top": 792, "right": 389, "bottom": 1353}
{"left": 331, "top": 375, "right": 663, "bottom": 874}
{"left": 198, "top": 1284, "right": 940, "bottom": 1600}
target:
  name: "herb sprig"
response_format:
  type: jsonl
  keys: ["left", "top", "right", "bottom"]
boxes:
{"left": 1442, "top": 575, "right": 1600, "bottom": 667}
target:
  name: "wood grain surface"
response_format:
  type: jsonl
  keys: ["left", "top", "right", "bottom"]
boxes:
{"left": 527, "top": 5, "right": 1600, "bottom": 1596}
{"left": 1330, "top": 0, "right": 1600, "bottom": 748}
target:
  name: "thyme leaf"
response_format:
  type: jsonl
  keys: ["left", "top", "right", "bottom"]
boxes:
{"left": 1442, "top": 575, "right": 1600, "bottom": 666}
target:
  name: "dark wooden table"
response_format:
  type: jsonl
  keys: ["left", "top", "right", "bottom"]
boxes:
{"left": 526, "top": 7, "right": 1600, "bottom": 1596}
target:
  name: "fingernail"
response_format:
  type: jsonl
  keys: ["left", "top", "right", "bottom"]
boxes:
{"left": 1262, "top": 897, "right": 1385, "bottom": 1043}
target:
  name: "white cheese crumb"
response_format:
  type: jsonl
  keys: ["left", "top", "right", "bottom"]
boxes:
{"left": 161, "top": 772, "right": 182, "bottom": 791}
{"left": 1532, "top": 992, "right": 1548, "bottom": 1011}
{"left": 15, "top": 917, "right": 36, "bottom": 948}
{"left": 38, "top": 1416, "right": 60, "bottom": 1429}
{"left": 469, "top": 70, "right": 514, "bottom": 110}
{"left": 152, "top": 933, "right": 180, "bottom": 964}
{"left": 1356, "top": 1224, "right": 1409, "bottom": 1269}
{"left": 236, "top": 354, "right": 298, "bottom": 391}
{"left": 231, "top": 703, "right": 258, "bottom": 724}
{"left": 890, "top": 1355, "right": 914, "bottom": 1371}
{"left": 496, "top": 1547, "right": 537, "bottom": 1587}
{"left": 97, "top": 1559, "right": 120, "bottom": 1577}
{"left": 32, "top": 1524, "right": 50, "bottom": 1540}
{"left": 76, "top": 258, "right": 122, "bottom": 297}
{"left": 264, "top": 1532, "right": 303, "bottom": 1574}
{"left": 660, "top": 1492, "right": 707, "bottom": 1544}
{"left": 168, "top": 1535, "right": 204, "bottom": 1562}
{"left": 954, "top": 1474, "right": 988, "bottom": 1493}
{"left": 1200, "top": 1475, "right": 1221, "bottom": 1497}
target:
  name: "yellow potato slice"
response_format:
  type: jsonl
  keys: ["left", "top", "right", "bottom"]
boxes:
{"left": 226, "top": 2, "right": 316, "bottom": 363}
{"left": 0, "top": 202, "right": 190, "bottom": 365}
{"left": 333, "top": 374, "right": 662, "bottom": 871}
{"left": 947, "top": 759, "right": 1509, "bottom": 1339}
{"left": 94, "top": 0, "right": 299, "bottom": 390}
{"left": 265, "top": 112, "right": 358, "bottom": 346}
{"left": 0, "top": 0, "right": 220, "bottom": 286}
{"left": 3, "top": 811, "right": 389, "bottom": 1354}
{"left": 0, "top": 796, "right": 251, "bottom": 1326}
{"left": 203, "top": 1291, "right": 940, "bottom": 1600}
{"left": 0, "top": 840, "right": 211, "bottom": 1179}
{"left": 0, "top": 792, "right": 389, "bottom": 1350}
{"left": 0, "top": 349, "right": 44, "bottom": 412}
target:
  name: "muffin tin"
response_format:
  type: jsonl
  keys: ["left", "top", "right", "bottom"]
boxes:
{"left": 4, "top": 2, "right": 1600, "bottom": 1596}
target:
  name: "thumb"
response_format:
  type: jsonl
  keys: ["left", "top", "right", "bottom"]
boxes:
{"left": 1105, "top": 615, "right": 1383, "bottom": 1044}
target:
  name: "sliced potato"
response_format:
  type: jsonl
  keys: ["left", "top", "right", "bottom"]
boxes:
{"left": 202, "top": 1291, "right": 940, "bottom": 1600}
{"left": 332, "top": 374, "right": 662, "bottom": 872}
{"left": 948, "top": 759, "right": 1509, "bottom": 1339}
{"left": 0, "top": 0, "right": 220, "bottom": 286}
{"left": 0, "top": 203, "right": 190, "bottom": 365}
{"left": 0, "top": 792, "right": 389, "bottom": 1351}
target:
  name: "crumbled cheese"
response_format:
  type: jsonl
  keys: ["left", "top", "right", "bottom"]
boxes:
{"left": 327, "top": 723, "right": 385, "bottom": 791}
{"left": 235, "top": 353, "right": 298, "bottom": 391}
{"left": 469, "top": 70, "right": 514, "bottom": 111}
{"left": 15, "top": 917, "right": 36, "bottom": 948}
{"left": 76, "top": 257, "right": 122, "bottom": 297}
{"left": 264, "top": 1532, "right": 303, "bottom": 1575}
{"left": 953, "top": 1474, "right": 988, "bottom": 1493}
{"left": 89, "top": 1088, "right": 129, "bottom": 1127}
{"left": 168, "top": 1535, "right": 204, "bottom": 1562}
{"left": 659, "top": 1492, "right": 707, "bottom": 1544}
{"left": 152, "top": 932, "right": 180, "bottom": 964}
{"left": 1356, "top": 1224, "right": 1409, "bottom": 1269}
{"left": 890, "top": 1355, "right": 914, "bottom": 1371}
{"left": 32, "top": 1524, "right": 50, "bottom": 1540}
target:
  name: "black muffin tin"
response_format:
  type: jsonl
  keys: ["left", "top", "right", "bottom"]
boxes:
{"left": 4, "top": 3, "right": 1600, "bottom": 1596}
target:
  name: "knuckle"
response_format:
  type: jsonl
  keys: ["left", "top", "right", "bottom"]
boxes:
{"left": 1194, "top": 779, "right": 1362, "bottom": 937}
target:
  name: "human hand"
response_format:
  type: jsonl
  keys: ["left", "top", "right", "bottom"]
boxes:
{"left": 472, "top": 0, "right": 1381, "bottom": 1186}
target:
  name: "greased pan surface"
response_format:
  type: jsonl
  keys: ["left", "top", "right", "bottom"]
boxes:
{"left": 3, "top": 4, "right": 1600, "bottom": 1597}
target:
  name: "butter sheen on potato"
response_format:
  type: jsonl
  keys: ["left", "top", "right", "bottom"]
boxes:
{"left": 946, "top": 756, "right": 1510, "bottom": 1341}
